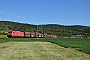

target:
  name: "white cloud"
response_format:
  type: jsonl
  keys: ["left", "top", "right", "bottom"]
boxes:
{"left": 0, "top": 10, "right": 22, "bottom": 20}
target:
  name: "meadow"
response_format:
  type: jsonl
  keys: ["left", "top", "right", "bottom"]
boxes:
{"left": 0, "top": 38, "right": 90, "bottom": 54}
{"left": 0, "top": 38, "right": 90, "bottom": 60}
{"left": 0, "top": 35, "right": 8, "bottom": 38}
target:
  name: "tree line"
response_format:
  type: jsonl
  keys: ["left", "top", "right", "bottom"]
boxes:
{"left": 0, "top": 21, "right": 90, "bottom": 38}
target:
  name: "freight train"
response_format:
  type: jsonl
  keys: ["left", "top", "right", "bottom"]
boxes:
{"left": 7, "top": 30, "right": 57, "bottom": 38}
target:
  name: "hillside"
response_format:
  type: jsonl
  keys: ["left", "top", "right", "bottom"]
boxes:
{"left": 0, "top": 21, "right": 90, "bottom": 38}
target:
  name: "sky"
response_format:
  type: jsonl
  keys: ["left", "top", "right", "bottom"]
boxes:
{"left": 0, "top": 0, "right": 90, "bottom": 26}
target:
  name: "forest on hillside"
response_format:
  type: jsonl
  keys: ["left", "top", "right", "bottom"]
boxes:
{"left": 0, "top": 21, "right": 90, "bottom": 38}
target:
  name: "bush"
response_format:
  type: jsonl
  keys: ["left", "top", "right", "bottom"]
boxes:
{"left": 0, "top": 32, "right": 7, "bottom": 35}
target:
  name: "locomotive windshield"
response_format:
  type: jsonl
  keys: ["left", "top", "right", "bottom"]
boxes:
{"left": 8, "top": 31, "right": 12, "bottom": 33}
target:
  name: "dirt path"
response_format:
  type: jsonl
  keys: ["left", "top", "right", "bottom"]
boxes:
{"left": 0, "top": 42, "right": 90, "bottom": 60}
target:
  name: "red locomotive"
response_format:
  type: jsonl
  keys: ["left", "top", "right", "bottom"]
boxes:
{"left": 7, "top": 30, "right": 57, "bottom": 38}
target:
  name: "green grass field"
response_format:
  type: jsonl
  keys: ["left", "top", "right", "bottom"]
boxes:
{"left": 0, "top": 38, "right": 90, "bottom": 54}
{"left": 47, "top": 38, "right": 90, "bottom": 54}
{"left": 0, "top": 38, "right": 90, "bottom": 60}
{"left": 0, "top": 35, "right": 7, "bottom": 38}
{"left": 0, "top": 41, "right": 90, "bottom": 60}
